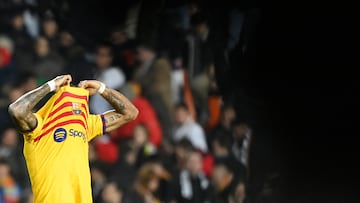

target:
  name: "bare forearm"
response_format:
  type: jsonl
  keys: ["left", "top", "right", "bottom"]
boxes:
{"left": 9, "top": 84, "right": 50, "bottom": 115}
{"left": 100, "top": 88, "right": 138, "bottom": 121}
{"left": 8, "top": 83, "right": 50, "bottom": 131}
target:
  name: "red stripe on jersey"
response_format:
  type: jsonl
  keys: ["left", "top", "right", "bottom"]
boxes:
{"left": 42, "top": 111, "right": 87, "bottom": 131}
{"left": 53, "top": 92, "right": 88, "bottom": 106}
{"left": 34, "top": 119, "right": 86, "bottom": 142}
{"left": 48, "top": 102, "right": 88, "bottom": 119}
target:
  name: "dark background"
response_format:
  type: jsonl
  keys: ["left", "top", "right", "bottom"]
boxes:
{"left": 67, "top": 1, "right": 359, "bottom": 200}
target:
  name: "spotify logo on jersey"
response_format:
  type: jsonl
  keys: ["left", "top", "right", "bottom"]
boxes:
{"left": 54, "top": 128, "right": 67, "bottom": 142}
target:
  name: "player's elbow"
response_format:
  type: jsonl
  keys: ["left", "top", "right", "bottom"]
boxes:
{"left": 8, "top": 103, "right": 26, "bottom": 119}
{"left": 126, "top": 107, "right": 139, "bottom": 121}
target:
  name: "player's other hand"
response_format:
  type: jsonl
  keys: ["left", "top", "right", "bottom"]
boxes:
{"left": 52, "top": 74, "right": 72, "bottom": 92}
{"left": 78, "top": 80, "right": 102, "bottom": 96}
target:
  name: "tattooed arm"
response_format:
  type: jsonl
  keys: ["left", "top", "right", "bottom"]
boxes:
{"left": 79, "top": 80, "right": 139, "bottom": 132}
{"left": 8, "top": 75, "right": 72, "bottom": 132}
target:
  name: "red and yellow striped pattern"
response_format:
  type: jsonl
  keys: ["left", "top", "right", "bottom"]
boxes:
{"left": 23, "top": 86, "right": 105, "bottom": 203}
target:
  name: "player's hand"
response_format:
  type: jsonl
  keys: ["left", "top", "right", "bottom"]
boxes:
{"left": 78, "top": 80, "right": 102, "bottom": 96}
{"left": 52, "top": 75, "right": 72, "bottom": 92}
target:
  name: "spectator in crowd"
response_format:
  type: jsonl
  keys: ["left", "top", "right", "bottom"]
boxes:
{"left": 58, "top": 30, "right": 85, "bottom": 62}
{"left": 0, "top": 158, "right": 21, "bottom": 203}
{"left": 131, "top": 124, "right": 157, "bottom": 168}
{"left": 122, "top": 163, "right": 162, "bottom": 203}
{"left": 90, "top": 43, "right": 126, "bottom": 114}
{"left": 0, "top": 128, "right": 29, "bottom": 188}
{"left": 134, "top": 43, "right": 174, "bottom": 141}
{"left": 33, "top": 36, "right": 65, "bottom": 83}
{"left": 208, "top": 104, "right": 237, "bottom": 148}
{"left": 184, "top": 12, "right": 214, "bottom": 81}
{"left": 229, "top": 181, "right": 246, "bottom": 203}
{"left": 212, "top": 134, "right": 246, "bottom": 180}
{"left": 173, "top": 103, "right": 207, "bottom": 153}
{"left": 94, "top": 135, "right": 119, "bottom": 164}
{"left": 58, "top": 30, "right": 94, "bottom": 84}
{"left": 173, "top": 138, "right": 196, "bottom": 172}
{"left": 110, "top": 124, "right": 157, "bottom": 190}
{"left": 212, "top": 162, "right": 246, "bottom": 203}
{"left": 101, "top": 181, "right": 124, "bottom": 203}
{"left": 0, "top": 35, "right": 15, "bottom": 85}
{"left": 5, "top": 9, "right": 34, "bottom": 75}
{"left": 110, "top": 83, "right": 163, "bottom": 147}
{"left": 231, "top": 120, "right": 252, "bottom": 175}
{"left": 90, "top": 161, "right": 108, "bottom": 203}
{"left": 109, "top": 26, "right": 136, "bottom": 79}
{"left": 172, "top": 150, "right": 214, "bottom": 203}
{"left": 41, "top": 11, "right": 60, "bottom": 50}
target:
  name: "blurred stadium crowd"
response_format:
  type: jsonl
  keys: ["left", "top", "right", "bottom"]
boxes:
{"left": 0, "top": 0, "right": 279, "bottom": 203}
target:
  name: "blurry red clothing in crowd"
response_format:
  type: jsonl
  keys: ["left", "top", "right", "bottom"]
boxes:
{"left": 110, "top": 96, "right": 163, "bottom": 147}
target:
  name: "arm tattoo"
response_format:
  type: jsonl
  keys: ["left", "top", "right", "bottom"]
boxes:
{"left": 101, "top": 88, "right": 138, "bottom": 132}
{"left": 106, "top": 90, "right": 126, "bottom": 112}
{"left": 8, "top": 84, "right": 51, "bottom": 132}
{"left": 106, "top": 114, "right": 122, "bottom": 123}
{"left": 101, "top": 88, "right": 138, "bottom": 121}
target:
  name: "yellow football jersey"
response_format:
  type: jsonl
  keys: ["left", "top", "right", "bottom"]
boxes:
{"left": 23, "top": 86, "right": 105, "bottom": 203}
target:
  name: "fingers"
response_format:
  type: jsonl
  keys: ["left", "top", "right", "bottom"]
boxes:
{"left": 64, "top": 75, "right": 72, "bottom": 86}
{"left": 78, "top": 80, "right": 88, "bottom": 88}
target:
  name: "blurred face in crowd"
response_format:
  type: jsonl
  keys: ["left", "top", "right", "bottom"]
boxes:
{"left": 0, "top": 163, "right": 10, "bottom": 179}
{"left": 11, "top": 14, "right": 24, "bottom": 30}
{"left": 35, "top": 37, "right": 50, "bottom": 57}
{"left": 1, "top": 128, "right": 18, "bottom": 147}
{"left": 60, "top": 31, "right": 74, "bottom": 47}
{"left": 175, "top": 145, "right": 189, "bottom": 162}
{"left": 136, "top": 47, "right": 154, "bottom": 64}
{"left": 233, "top": 123, "right": 249, "bottom": 140}
{"left": 175, "top": 106, "right": 189, "bottom": 125}
{"left": 90, "top": 167, "right": 105, "bottom": 183}
{"left": 43, "top": 19, "right": 58, "bottom": 38}
{"left": 212, "top": 140, "right": 228, "bottom": 157}
{"left": 147, "top": 177, "right": 159, "bottom": 193}
{"left": 222, "top": 106, "right": 236, "bottom": 128}
{"left": 23, "top": 76, "right": 38, "bottom": 92}
{"left": 111, "top": 31, "right": 127, "bottom": 45}
{"left": 211, "top": 165, "right": 232, "bottom": 191}
{"left": 96, "top": 46, "right": 113, "bottom": 69}
{"left": 186, "top": 152, "right": 202, "bottom": 176}
{"left": 8, "top": 87, "right": 23, "bottom": 103}
{"left": 133, "top": 125, "right": 148, "bottom": 148}
{"left": 194, "top": 23, "right": 208, "bottom": 38}
{"left": 102, "top": 182, "right": 123, "bottom": 203}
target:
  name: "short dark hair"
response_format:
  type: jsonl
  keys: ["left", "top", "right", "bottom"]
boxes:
{"left": 96, "top": 42, "right": 113, "bottom": 56}
{"left": 175, "top": 102, "right": 189, "bottom": 111}
{"left": 213, "top": 134, "right": 232, "bottom": 149}
{"left": 176, "top": 138, "right": 195, "bottom": 151}
{"left": 214, "top": 160, "right": 234, "bottom": 174}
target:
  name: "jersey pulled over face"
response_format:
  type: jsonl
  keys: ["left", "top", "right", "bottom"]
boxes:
{"left": 23, "top": 86, "right": 105, "bottom": 203}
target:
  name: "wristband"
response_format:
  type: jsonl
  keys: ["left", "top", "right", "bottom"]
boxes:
{"left": 47, "top": 80, "right": 56, "bottom": 92}
{"left": 98, "top": 82, "right": 106, "bottom": 94}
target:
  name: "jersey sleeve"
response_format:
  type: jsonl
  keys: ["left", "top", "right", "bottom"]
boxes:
{"left": 87, "top": 114, "right": 106, "bottom": 141}
{"left": 23, "top": 113, "right": 43, "bottom": 142}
